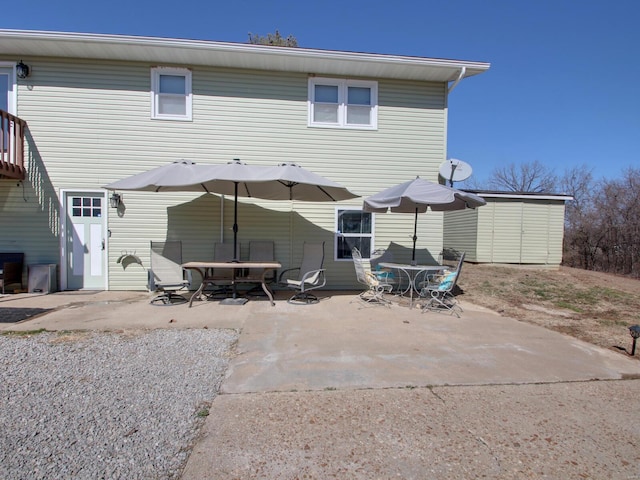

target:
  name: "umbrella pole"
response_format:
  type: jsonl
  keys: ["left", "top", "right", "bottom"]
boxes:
{"left": 412, "top": 207, "right": 418, "bottom": 263}
{"left": 221, "top": 181, "right": 248, "bottom": 305}
{"left": 232, "top": 181, "right": 239, "bottom": 261}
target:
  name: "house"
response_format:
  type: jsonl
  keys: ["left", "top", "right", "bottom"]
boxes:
{"left": 0, "top": 29, "right": 489, "bottom": 291}
{"left": 444, "top": 191, "right": 573, "bottom": 267}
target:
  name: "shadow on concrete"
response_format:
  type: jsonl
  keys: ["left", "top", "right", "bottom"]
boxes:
{"left": 0, "top": 307, "right": 53, "bottom": 323}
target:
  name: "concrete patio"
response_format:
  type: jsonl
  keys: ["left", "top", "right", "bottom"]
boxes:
{"left": 2, "top": 289, "right": 639, "bottom": 478}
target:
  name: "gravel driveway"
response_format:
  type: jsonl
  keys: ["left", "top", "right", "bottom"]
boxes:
{"left": 0, "top": 328, "right": 238, "bottom": 480}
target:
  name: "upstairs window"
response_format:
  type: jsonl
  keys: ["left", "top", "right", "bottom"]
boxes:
{"left": 151, "top": 67, "right": 192, "bottom": 121}
{"left": 309, "top": 78, "right": 377, "bottom": 130}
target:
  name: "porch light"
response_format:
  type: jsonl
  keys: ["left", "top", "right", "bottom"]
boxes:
{"left": 109, "top": 192, "right": 122, "bottom": 208}
{"left": 629, "top": 325, "right": 640, "bottom": 356}
{"left": 16, "top": 60, "right": 30, "bottom": 79}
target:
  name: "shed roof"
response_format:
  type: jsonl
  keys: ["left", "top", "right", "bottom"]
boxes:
{"left": 469, "top": 190, "right": 574, "bottom": 201}
{"left": 0, "top": 29, "right": 490, "bottom": 83}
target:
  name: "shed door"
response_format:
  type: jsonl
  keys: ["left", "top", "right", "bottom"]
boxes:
{"left": 490, "top": 201, "right": 523, "bottom": 263}
{"left": 65, "top": 192, "right": 107, "bottom": 290}
{"left": 521, "top": 202, "right": 551, "bottom": 263}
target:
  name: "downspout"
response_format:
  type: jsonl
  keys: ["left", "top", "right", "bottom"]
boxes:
{"left": 447, "top": 67, "right": 466, "bottom": 94}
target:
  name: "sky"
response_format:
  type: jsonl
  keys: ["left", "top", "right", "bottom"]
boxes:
{"left": 2, "top": 0, "right": 639, "bottom": 186}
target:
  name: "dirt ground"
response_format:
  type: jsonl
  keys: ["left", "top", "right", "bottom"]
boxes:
{"left": 457, "top": 264, "right": 640, "bottom": 357}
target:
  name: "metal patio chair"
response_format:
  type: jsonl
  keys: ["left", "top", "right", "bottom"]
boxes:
{"left": 148, "top": 241, "right": 191, "bottom": 305}
{"left": 419, "top": 251, "right": 465, "bottom": 317}
{"left": 240, "top": 241, "right": 277, "bottom": 296}
{"left": 201, "top": 242, "right": 237, "bottom": 298}
{"left": 351, "top": 247, "right": 393, "bottom": 305}
{"left": 278, "top": 241, "right": 326, "bottom": 304}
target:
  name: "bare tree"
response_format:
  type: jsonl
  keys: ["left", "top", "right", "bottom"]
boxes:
{"left": 248, "top": 30, "right": 298, "bottom": 47}
{"left": 562, "top": 167, "right": 640, "bottom": 277}
{"left": 560, "top": 165, "right": 594, "bottom": 213}
{"left": 592, "top": 168, "right": 640, "bottom": 276}
{"left": 560, "top": 165, "right": 597, "bottom": 269}
{"left": 487, "top": 160, "right": 557, "bottom": 193}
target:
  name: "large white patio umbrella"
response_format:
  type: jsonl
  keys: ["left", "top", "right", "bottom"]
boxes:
{"left": 195, "top": 160, "right": 359, "bottom": 260}
{"left": 363, "top": 176, "right": 485, "bottom": 262}
{"left": 106, "top": 159, "right": 359, "bottom": 262}
{"left": 252, "top": 163, "right": 359, "bottom": 201}
{"left": 105, "top": 160, "right": 215, "bottom": 192}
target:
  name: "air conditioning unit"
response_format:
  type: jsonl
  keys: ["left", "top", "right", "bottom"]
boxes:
{"left": 28, "top": 264, "right": 58, "bottom": 294}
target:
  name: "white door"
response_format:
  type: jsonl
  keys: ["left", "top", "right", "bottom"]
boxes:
{"left": 0, "top": 65, "right": 14, "bottom": 113}
{"left": 65, "top": 192, "right": 107, "bottom": 290}
{"left": 1, "top": 65, "right": 16, "bottom": 153}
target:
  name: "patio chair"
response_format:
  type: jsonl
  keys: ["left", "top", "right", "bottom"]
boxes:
{"left": 278, "top": 241, "right": 326, "bottom": 304}
{"left": 351, "top": 247, "right": 393, "bottom": 305}
{"left": 148, "top": 241, "right": 191, "bottom": 306}
{"left": 419, "top": 252, "right": 465, "bottom": 317}
{"left": 202, "top": 243, "right": 237, "bottom": 297}
{"left": 241, "top": 241, "right": 277, "bottom": 296}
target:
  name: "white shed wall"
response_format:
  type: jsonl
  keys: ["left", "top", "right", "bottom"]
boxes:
{"left": 444, "top": 197, "right": 567, "bottom": 266}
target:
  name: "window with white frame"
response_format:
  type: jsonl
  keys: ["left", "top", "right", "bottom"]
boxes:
{"left": 309, "top": 77, "right": 377, "bottom": 129}
{"left": 151, "top": 67, "right": 192, "bottom": 121}
{"left": 335, "top": 208, "right": 374, "bottom": 260}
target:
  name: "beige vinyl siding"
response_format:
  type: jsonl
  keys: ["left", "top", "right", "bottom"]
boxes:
{"left": 0, "top": 181, "right": 60, "bottom": 288}
{"left": 443, "top": 209, "right": 478, "bottom": 261}
{"left": 444, "top": 197, "right": 568, "bottom": 267}
{"left": 7, "top": 57, "right": 448, "bottom": 290}
{"left": 485, "top": 200, "right": 523, "bottom": 263}
{"left": 547, "top": 202, "right": 566, "bottom": 265}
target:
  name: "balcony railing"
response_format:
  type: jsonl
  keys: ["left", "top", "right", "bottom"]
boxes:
{"left": 1, "top": 109, "right": 26, "bottom": 180}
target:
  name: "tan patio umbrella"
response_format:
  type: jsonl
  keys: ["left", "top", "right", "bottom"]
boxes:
{"left": 106, "top": 159, "right": 359, "bottom": 304}
{"left": 251, "top": 163, "right": 359, "bottom": 202}
{"left": 363, "top": 176, "right": 485, "bottom": 262}
{"left": 196, "top": 160, "right": 359, "bottom": 261}
{"left": 105, "top": 160, "right": 216, "bottom": 192}
{"left": 107, "top": 158, "right": 358, "bottom": 263}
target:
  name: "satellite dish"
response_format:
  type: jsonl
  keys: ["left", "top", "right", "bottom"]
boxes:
{"left": 439, "top": 158, "right": 473, "bottom": 186}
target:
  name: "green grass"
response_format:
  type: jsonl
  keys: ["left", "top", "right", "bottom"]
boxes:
{"left": 196, "top": 408, "right": 209, "bottom": 417}
{"left": 1, "top": 328, "right": 48, "bottom": 337}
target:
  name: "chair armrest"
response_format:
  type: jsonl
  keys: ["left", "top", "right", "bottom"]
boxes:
{"left": 299, "top": 269, "right": 326, "bottom": 292}
{"left": 147, "top": 269, "right": 157, "bottom": 292}
{"left": 183, "top": 268, "right": 193, "bottom": 286}
{"left": 278, "top": 267, "right": 300, "bottom": 283}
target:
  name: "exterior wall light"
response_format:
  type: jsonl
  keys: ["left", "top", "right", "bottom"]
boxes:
{"left": 630, "top": 325, "right": 640, "bottom": 356}
{"left": 16, "top": 60, "right": 30, "bottom": 79}
{"left": 109, "top": 192, "right": 122, "bottom": 208}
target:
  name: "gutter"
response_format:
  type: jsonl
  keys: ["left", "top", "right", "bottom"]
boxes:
{"left": 447, "top": 67, "right": 466, "bottom": 94}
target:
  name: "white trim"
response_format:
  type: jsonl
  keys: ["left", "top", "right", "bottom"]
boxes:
{"left": 150, "top": 67, "right": 192, "bottom": 121}
{"left": 334, "top": 206, "right": 376, "bottom": 261}
{"left": 475, "top": 192, "right": 574, "bottom": 201}
{"left": 0, "top": 61, "right": 18, "bottom": 114}
{"left": 308, "top": 77, "right": 378, "bottom": 130}
{"left": 0, "top": 29, "right": 490, "bottom": 83}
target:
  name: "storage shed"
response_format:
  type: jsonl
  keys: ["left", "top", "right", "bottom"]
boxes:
{"left": 443, "top": 192, "right": 573, "bottom": 267}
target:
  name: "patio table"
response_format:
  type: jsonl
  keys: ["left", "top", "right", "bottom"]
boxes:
{"left": 182, "top": 261, "right": 281, "bottom": 307}
{"left": 378, "top": 262, "right": 447, "bottom": 308}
